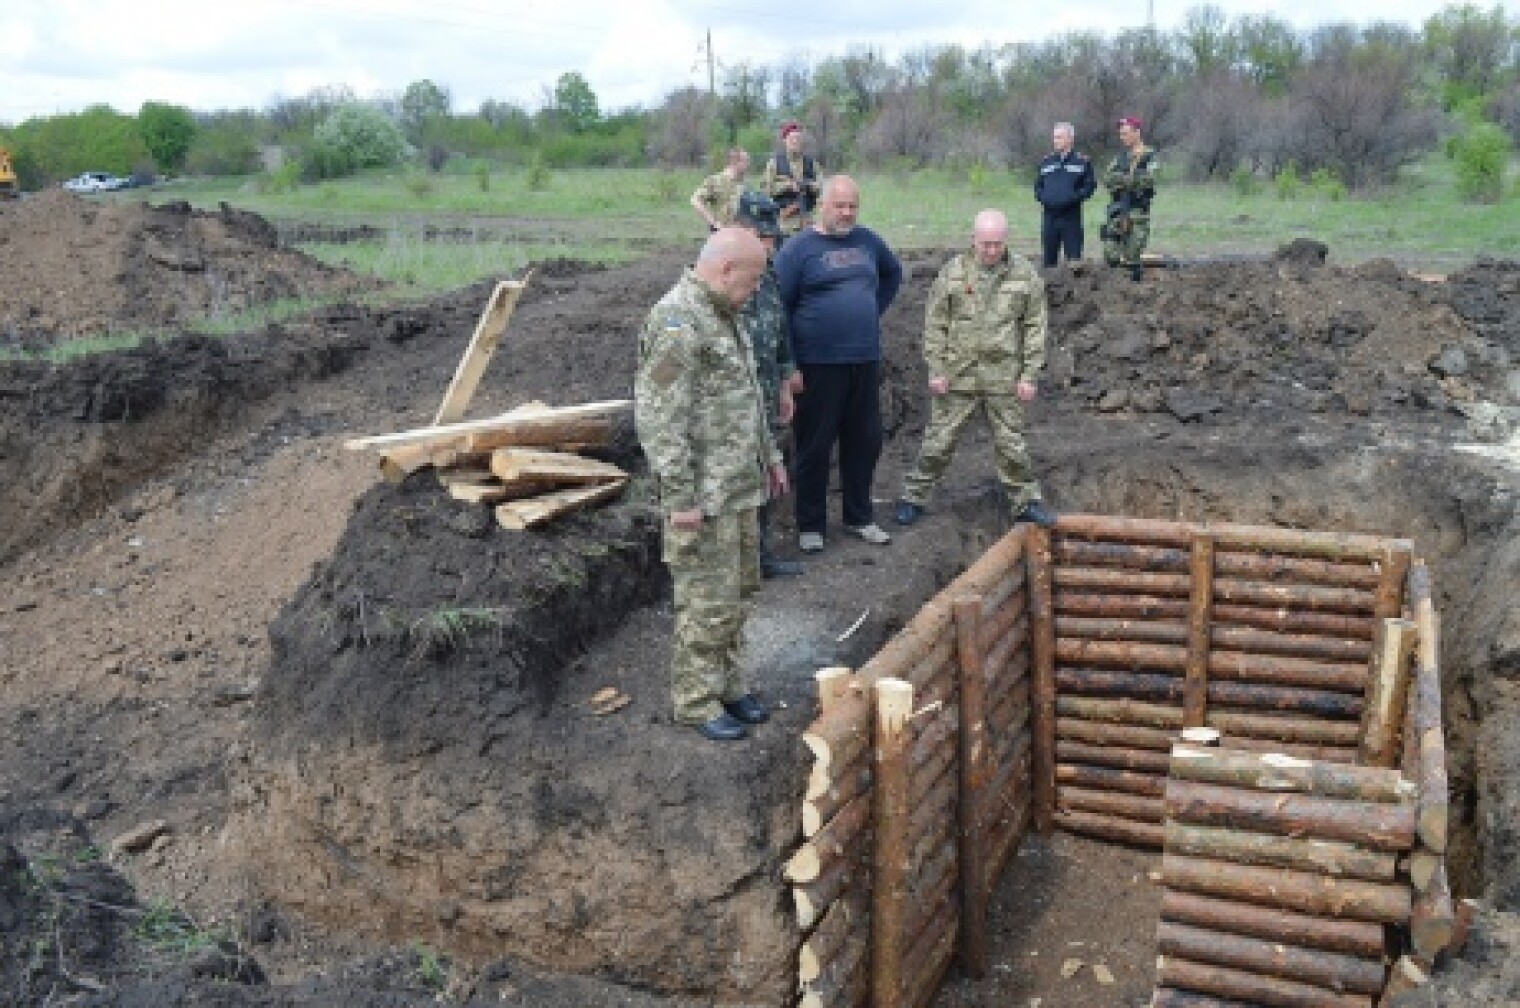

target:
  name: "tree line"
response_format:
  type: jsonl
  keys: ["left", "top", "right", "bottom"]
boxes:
{"left": 3, "top": 4, "right": 1516, "bottom": 200}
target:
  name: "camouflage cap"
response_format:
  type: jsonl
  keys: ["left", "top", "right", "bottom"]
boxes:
{"left": 735, "top": 191, "right": 781, "bottom": 237}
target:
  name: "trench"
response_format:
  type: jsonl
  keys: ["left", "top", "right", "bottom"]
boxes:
{"left": 832, "top": 431, "right": 1520, "bottom": 1008}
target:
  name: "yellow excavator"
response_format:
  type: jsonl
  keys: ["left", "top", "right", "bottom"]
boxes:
{"left": 0, "top": 148, "right": 18, "bottom": 198}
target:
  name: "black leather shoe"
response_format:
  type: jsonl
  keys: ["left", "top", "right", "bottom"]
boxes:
{"left": 760, "top": 555, "right": 804, "bottom": 578}
{"left": 894, "top": 500, "right": 924, "bottom": 526}
{"left": 723, "top": 694, "right": 769, "bottom": 725}
{"left": 1014, "top": 499, "right": 1058, "bottom": 528}
{"left": 695, "top": 713, "right": 749, "bottom": 741}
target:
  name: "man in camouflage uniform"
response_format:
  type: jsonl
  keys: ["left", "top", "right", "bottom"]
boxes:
{"left": 635, "top": 228, "right": 790, "bottom": 742}
{"left": 894, "top": 210, "right": 1057, "bottom": 529}
{"left": 1101, "top": 116, "right": 1157, "bottom": 282}
{"left": 689, "top": 148, "right": 750, "bottom": 232}
{"left": 762, "top": 122, "right": 819, "bottom": 239}
{"left": 733, "top": 191, "right": 804, "bottom": 578}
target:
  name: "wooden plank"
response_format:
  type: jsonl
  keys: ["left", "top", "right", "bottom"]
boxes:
{"left": 952, "top": 595, "right": 990, "bottom": 979}
{"left": 344, "top": 399, "right": 632, "bottom": 452}
{"left": 872, "top": 679, "right": 915, "bottom": 1008}
{"left": 490, "top": 447, "right": 627, "bottom": 485}
{"left": 1186, "top": 532, "right": 1214, "bottom": 726}
{"left": 494, "top": 479, "right": 627, "bottom": 530}
{"left": 434, "top": 275, "right": 532, "bottom": 426}
{"left": 1027, "top": 526, "right": 1056, "bottom": 832}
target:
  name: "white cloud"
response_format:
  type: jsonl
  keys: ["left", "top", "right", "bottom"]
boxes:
{"left": 0, "top": 0, "right": 1467, "bottom": 123}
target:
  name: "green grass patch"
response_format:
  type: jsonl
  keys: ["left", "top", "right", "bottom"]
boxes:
{"left": 0, "top": 296, "right": 351, "bottom": 363}
{"left": 300, "top": 236, "right": 637, "bottom": 293}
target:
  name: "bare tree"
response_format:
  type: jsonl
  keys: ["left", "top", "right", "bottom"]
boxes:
{"left": 1179, "top": 72, "right": 1261, "bottom": 178}
{"left": 802, "top": 94, "right": 848, "bottom": 166}
{"left": 777, "top": 56, "right": 812, "bottom": 113}
{"left": 856, "top": 85, "right": 949, "bottom": 165}
{"left": 721, "top": 63, "right": 772, "bottom": 142}
{"left": 649, "top": 87, "right": 715, "bottom": 167}
{"left": 1289, "top": 29, "right": 1439, "bottom": 187}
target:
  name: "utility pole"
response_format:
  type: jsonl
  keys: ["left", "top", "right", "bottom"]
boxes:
{"left": 706, "top": 29, "right": 716, "bottom": 96}
{"left": 1147, "top": 0, "right": 1155, "bottom": 30}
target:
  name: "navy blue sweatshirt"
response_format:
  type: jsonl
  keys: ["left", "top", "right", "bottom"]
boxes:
{"left": 1034, "top": 150, "right": 1097, "bottom": 214}
{"left": 775, "top": 226, "right": 903, "bottom": 365}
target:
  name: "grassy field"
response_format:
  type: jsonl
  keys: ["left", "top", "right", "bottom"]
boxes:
{"left": 142, "top": 154, "right": 1520, "bottom": 295}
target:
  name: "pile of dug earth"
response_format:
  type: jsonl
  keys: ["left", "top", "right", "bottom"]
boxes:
{"left": 0, "top": 190, "right": 371, "bottom": 344}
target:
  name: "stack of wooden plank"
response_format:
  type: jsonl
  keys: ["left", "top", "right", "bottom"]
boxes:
{"left": 344, "top": 399, "right": 634, "bottom": 529}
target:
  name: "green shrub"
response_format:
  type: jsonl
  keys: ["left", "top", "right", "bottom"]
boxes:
{"left": 255, "top": 160, "right": 302, "bottom": 195}
{"left": 474, "top": 161, "right": 490, "bottom": 192}
{"left": 1309, "top": 167, "right": 1347, "bottom": 202}
{"left": 403, "top": 172, "right": 435, "bottom": 198}
{"left": 526, "top": 155, "right": 551, "bottom": 191}
{"left": 653, "top": 170, "right": 681, "bottom": 203}
{"left": 1273, "top": 161, "right": 1301, "bottom": 200}
{"left": 1452, "top": 122, "right": 1512, "bottom": 203}
{"left": 307, "top": 103, "right": 407, "bottom": 180}
{"left": 1230, "top": 167, "right": 1262, "bottom": 196}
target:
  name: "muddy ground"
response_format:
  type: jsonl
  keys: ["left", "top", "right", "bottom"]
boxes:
{"left": 0, "top": 219, "right": 1518, "bottom": 1005}
{"left": 0, "top": 191, "right": 372, "bottom": 343}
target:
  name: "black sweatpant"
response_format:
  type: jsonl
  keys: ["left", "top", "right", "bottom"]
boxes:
{"left": 793, "top": 361, "right": 882, "bottom": 536}
{"left": 1041, "top": 209, "right": 1084, "bottom": 267}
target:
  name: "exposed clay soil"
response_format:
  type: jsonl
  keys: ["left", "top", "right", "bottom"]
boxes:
{"left": 0, "top": 190, "right": 372, "bottom": 342}
{"left": 1, "top": 206, "right": 1519, "bottom": 1005}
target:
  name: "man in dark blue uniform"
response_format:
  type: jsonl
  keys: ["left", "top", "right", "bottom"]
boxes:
{"left": 1033, "top": 122, "right": 1097, "bottom": 268}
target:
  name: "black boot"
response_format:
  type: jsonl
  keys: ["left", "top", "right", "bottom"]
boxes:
{"left": 1129, "top": 265, "right": 1144, "bottom": 282}
{"left": 760, "top": 552, "right": 803, "bottom": 578}
{"left": 694, "top": 713, "right": 749, "bottom": 741}
{"left": 723, "top": 694, "right": 769, "bottom": 725}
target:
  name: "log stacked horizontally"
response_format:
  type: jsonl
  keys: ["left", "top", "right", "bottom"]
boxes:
{"left": 1048, "top": 515, "right": 1413, "bottom": 848}
{"left": 1153, "top": 745, "right": 1419, "bottom": 1006}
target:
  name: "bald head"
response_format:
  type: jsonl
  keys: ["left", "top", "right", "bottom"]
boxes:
{"left": 972, "top": 210, "right": 1009, "bottom": 267}
{"left": 695, "top": 227, "right": 768, "bottom": 308}
{"left": 817, "top": 175, "right": 860, "bottom": 236}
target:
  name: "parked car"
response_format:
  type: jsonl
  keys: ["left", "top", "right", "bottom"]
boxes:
{"left": 62, "top": 172, "right": 127, "bottom": 194}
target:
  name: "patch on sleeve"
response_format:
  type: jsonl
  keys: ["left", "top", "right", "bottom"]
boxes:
{"left": 647, "top": 346, "right": 683, "bottom": 389}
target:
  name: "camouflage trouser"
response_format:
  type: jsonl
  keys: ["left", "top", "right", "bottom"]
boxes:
{"left": 664, "top": 508, "right": 761, "bottom": 725}
{"left": 901, "top": 393, "right": 1043, "bottom": 514}
{"left": 1102, "top": 213, "right": 1151, "bottom": 268}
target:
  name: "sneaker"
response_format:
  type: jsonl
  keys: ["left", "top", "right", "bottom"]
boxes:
{"left": 844, "top": 523, "right": 892, "bottom": 545}
{"left": 894, "top": 500, "right": 924, "bottom": 526}
{"left": 1013, "top": 499, "right": 1058, "bottom": 528}
{"left": 798, "top": 532, "right": 825, "bottom": 554}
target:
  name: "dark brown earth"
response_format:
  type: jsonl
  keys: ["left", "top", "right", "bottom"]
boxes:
{"left": 0, "top": 190, "right": 372, "bottom": 343}
{"left": 0, "top": 212, "right": 1518, "bottom": 1005}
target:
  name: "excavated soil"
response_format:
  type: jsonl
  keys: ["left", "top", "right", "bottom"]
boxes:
{"left": 1, "top": 210, "right": 1519, "bottom": 1005}
{"left": 0, "top": 190, "right": 372, "bottom": 343}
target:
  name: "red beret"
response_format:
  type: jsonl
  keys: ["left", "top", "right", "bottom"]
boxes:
{"left": 780, "top": 121, "right": 801, "bottom": 138}
{"left": 1118, "top": 116, "right": 1143, "bottom": 131}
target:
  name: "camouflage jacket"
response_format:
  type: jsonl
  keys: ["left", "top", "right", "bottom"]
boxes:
{"left": 923, "top": 251, "right": 1048, "bottom": 393}
{"left": 635, "top": 269, "right": 780, "bottom": 516}
{"left": 692, "top": 171, "right": 742, "bottom": 226}
{"left": 736, "top": 263, "right": 796, "bottom": 429}
{"left": 762, "top": 153, "right": 819, "bottom": 232}
{"left": 1103, "top": 145, "right": 1157, "bottom": 214}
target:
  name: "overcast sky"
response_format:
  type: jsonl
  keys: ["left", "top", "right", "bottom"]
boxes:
{"left": 0, "top": 0, "right": 1470, "bottom": 124}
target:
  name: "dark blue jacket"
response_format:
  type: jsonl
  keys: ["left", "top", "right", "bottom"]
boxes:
{"left": 1034, "top": 151, "right": 1097, "bottom": 214}
{"left": 775, "top": 227, "right": 902, "bottom": 365}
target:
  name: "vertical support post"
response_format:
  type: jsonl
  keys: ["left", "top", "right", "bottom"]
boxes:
{"left": 952, "top": 596, "right": 989, "bottom": 979}
{"left": 1184, "top": 532, "right": 1214, "bottom": 727}
{"left": 1361, "top": 617, "right": 1417, "bottom": 767}
{"left": 1373, "top": 544, "right": 1414, "bottom": 620}
{"left": 815, "top": 666, "right": 856, "bottom": 716}
{"left": 1026, "top": 526, "right": 1057, "bottom": 833}
{"left": 1408, "top": 561, "right": 1449, "bottom": 853}
{"left": 872, "top": 678, "right": 915, "bottom": 1008}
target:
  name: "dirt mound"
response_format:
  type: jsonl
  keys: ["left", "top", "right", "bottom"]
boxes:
{"left": 0, "top": 192, "right": 371, "bottom": 342}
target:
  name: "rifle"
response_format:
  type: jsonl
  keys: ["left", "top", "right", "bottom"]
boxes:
{"left": 1100, "top": 192, "right": 1131, "bottom": 241}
